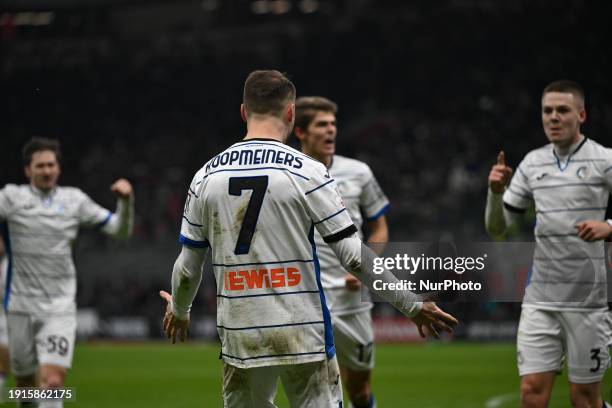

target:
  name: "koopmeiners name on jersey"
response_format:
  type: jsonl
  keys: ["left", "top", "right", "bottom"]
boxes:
{"left": 206, "top": 149, "right": 304, "bottom": 173}
{"left": 224, "top": 267, "right": 302, "bottom": 291}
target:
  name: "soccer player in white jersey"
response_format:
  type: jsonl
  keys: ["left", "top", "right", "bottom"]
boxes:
{"left": 0, "top": 137, "right": 134, "bottom": 407}
{"left": 293, "top": 96, "right": 387, "bottom": 408}
{"left": 485, "top": 80, "right": 612, "bottom": 407}
{"left": 160, "top": 70, "right": 458, "bottom": 408}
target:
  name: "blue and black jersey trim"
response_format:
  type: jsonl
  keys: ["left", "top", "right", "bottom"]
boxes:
{"left": 503, "top": 202, "right": 527, "bottom": 214}
{"left": 532, "top": 182, "right": 606, "bottom": 191}
{"left": 217, "top": 320, "right": 324, "bottom": 331}
{"left": 553, "top": 137, "right": 588, "bottom": 171}
{"left": 217, "top": 290, "right": 320, "bottom": 299}
{"left": 536, "top": 207, "right": 607, "bottom": 214}
{"left": 529, "top": 159, "right": 607, "bottom": 168}
{"left": 205, "top": 167, "right": 309, "bottom": 181}
{"left": 1, "top": 222, "right": 13, "bottom": 311}
{"left": 213, "top": 259, "right": 313, "bottom": 267}
{"left": 178, "top": 234, "right": 210, "bottom": 248}
{"left": 366, "top": 203, "right": 390, "bottom": 221}
{"left": 182, "top": 215, "right": 203, "bottom": 227}
{"left": 305, "top": 179, "right": 335, "bottom": 195}
{"left": 323, "top": 224, "right": 358, "bottom": 243}
{"left": 96, "top": 211, "right": 113, "bottom": 228}
{"left": 309, "top": 223, "right": 336, "bottom": 359}
{"left": 313, "top": 208, "right": 347, "bottom": 225}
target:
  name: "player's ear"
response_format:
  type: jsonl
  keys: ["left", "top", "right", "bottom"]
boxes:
{"left": 294, "top": 126, "right": 305, "bottom": 142}
{"left": 240, "top": 104, "right": 248, "bottom": 122}
{"left": 285, "top": 103, "right": 295, "bottom": 124}
{"left": 578, "top": 108, "right": 586, "bottom": 124}
{"left": 24, "top": 164, "right": 32, "bottom": 179}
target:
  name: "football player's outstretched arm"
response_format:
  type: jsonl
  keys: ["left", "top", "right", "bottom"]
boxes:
{"left": 326, "top": 234, "right": 458, "bottom": 338}
{"left": 160, "top": 245, "right": 208, "bottom": 343}
{"left": 304, "top": 162, "right": 457, "bottom": 337}
{"left": 159, "top": 245, "right": 208, "bottom": 343}
{"left": 101, "top": 178, "right": 135, "bottom": 240}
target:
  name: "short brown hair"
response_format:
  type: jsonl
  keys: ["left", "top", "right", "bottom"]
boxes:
{"left": 543, "top": 80, "right": 585, "bottom": 107}
{"left": 243, "top": 70, "right": 296, "bottom": 118}
{"left": 295, "top": 96, "right": 338, "bottom": 131}
{"left": 22, "top": 137, "right": 61, "bottom": 166}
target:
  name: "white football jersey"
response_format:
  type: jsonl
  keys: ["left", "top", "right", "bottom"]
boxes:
{"left": 314, "top": 155, "right": 389, "bottom": 316}
{"left": 503, "top": 137, "right": 612, "bottom": 310}
{"left": 0, "top": 184, "right": 111, "bottom": 313}
{"left": 180, "top": 139, "right": 357, "bottom": 369}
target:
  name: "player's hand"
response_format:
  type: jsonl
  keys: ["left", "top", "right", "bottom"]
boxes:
{"left": 488, "top": 151, "right": 513, "bottom": 194}
{"left": 345, "top": 274, "right": 361, "bottom": 291}
{"left": 411, "top": 302, "right": 458, "bottom": 339}
{"left": 575, "top": 220, "right": 612, "bottom": 242}
{"left": 159, "top": 290, "right": 189, "bottom": 344}
{"left": 110, "top": 178, "right": 133, "bottom": 199}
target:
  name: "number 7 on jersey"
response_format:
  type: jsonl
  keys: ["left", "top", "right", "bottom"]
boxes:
{"left": 229, "top": 176, "right": 268, "bottom": 255}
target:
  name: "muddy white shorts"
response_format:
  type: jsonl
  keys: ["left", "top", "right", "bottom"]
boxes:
{"left": 222, "top": 356, "right": 343, "bottom": 408}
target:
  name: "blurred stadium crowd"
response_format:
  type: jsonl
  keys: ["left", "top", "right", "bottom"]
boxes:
{"left": 2, "top": 0, "right": 611, "bottom": 339}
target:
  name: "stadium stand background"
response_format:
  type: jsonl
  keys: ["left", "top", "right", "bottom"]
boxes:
{"left": 1, "top": 0, "right": 611, "bottom": 340}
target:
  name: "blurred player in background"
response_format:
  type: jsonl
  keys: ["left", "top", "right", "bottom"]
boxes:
{"left": 485, "top": 80, "right": 612, "bottom": 407}
{"left": 0, "top": 137, "right": 134, "bottom": 407}
{"left": 0, "top": 237, "right": 9, "bottom": 399}
{"left": 160, "top": 70, "right": 457, "bottom": 407}
{"left": 294, "top": 96, "right": 388, "bottom": 408}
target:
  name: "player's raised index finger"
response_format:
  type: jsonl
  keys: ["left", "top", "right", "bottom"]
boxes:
{"left": 497, "top": 151, "right": 505, "bottom": 166}
{"left": 159, "top": 290, "right": 172, "bottom": 302}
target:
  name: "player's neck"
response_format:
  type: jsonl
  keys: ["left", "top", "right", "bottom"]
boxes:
{"left": 29, "top": 183, "right": 55, "bottom": 196}
{"left": 554, "top": 133, "right": 584, "bottom": 156}
{"left": 300, "top": 148, "right": 332, "bottom": 167}
{"left": 315, "top": 153, "right": 333, "bottom": 168}
{"left": 244, "top": 118, "right": 289, "bottom": 143}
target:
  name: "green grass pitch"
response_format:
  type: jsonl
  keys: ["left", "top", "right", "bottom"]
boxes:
{"left": 2, "top": 342, "right": 611, "bottom": 407}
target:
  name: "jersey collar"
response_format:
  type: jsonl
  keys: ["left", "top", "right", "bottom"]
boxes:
{"left": 29, "top": 184, "right": 57, "bottom": 198}
{"left": 552, "top": 136, "right": 587, "bottom": 171}
{"left": 241, "top": 137, "right": 282, "bottom": 142}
